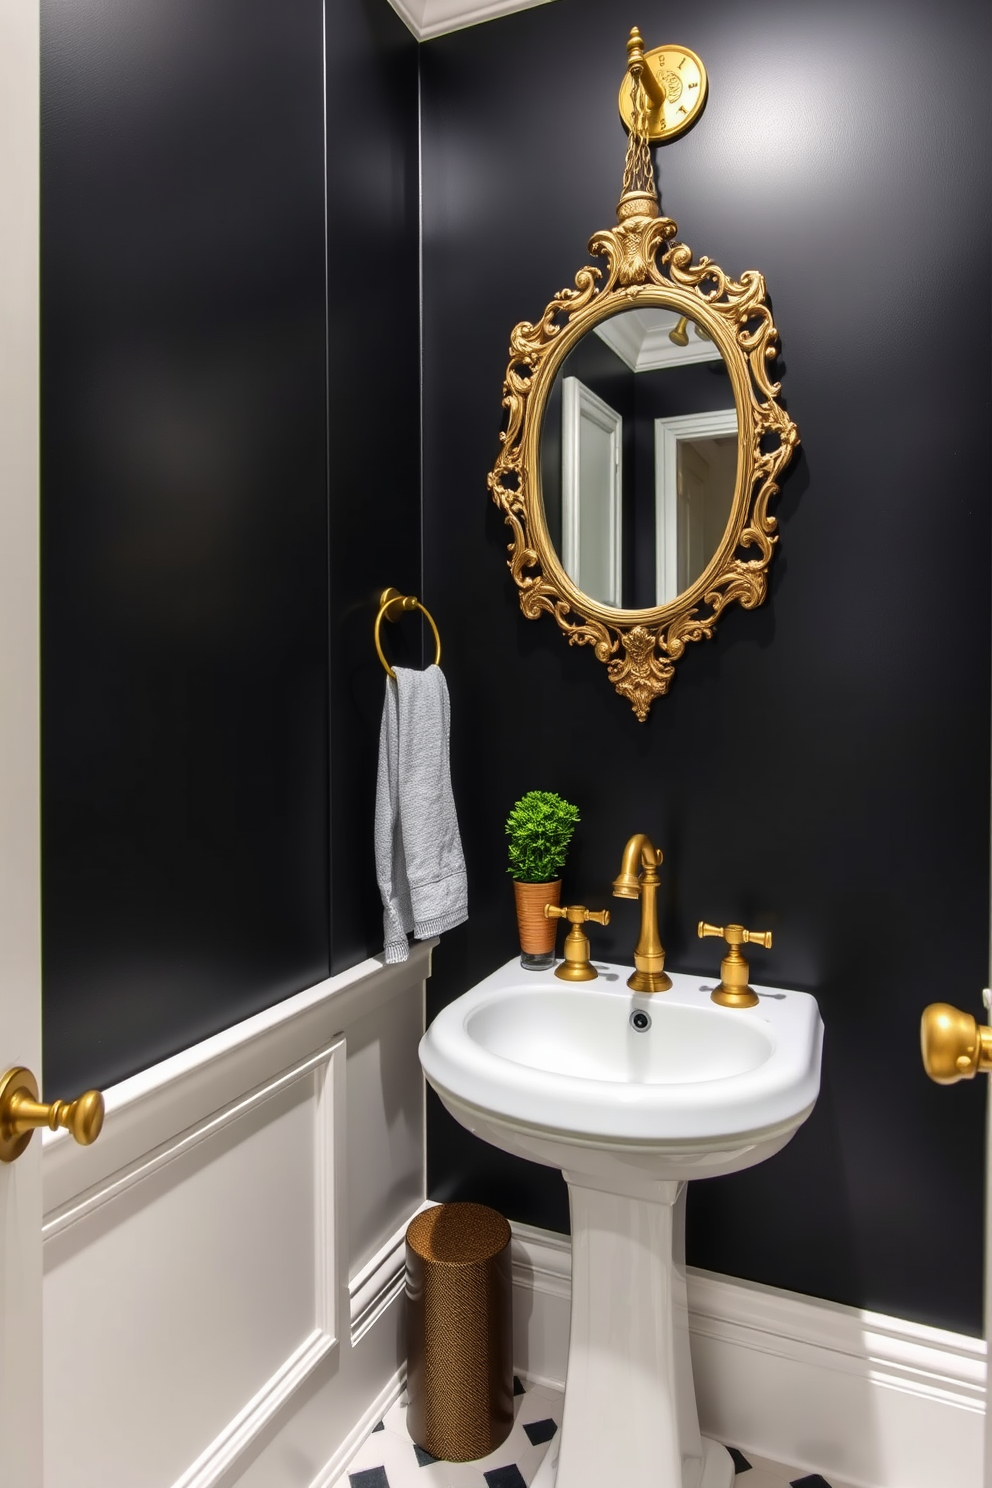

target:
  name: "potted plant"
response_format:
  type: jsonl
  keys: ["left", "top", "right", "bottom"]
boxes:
{"left": 506, "top": 790, "right": 580, "bottom": 968}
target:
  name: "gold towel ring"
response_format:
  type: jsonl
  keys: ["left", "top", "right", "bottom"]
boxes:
{"left": 374, "top": 587, "right": 442, "bottom": 678}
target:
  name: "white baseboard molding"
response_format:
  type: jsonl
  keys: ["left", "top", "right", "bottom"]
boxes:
{"left": 509, "top": 1221, "right": 986, "bottom": 1488}
{"left": 308, "top": 1365, "right": 407, "bottom": 1488}
{"left": 349, "top": 1202, "right": 434, "bottom": 1347}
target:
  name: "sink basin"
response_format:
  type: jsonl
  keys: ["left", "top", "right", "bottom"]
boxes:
{"left": 420, "top": 958, "right": 823, "bottom": 1488}
{"left": 421, "top": 959, "right": 823, "bottom": 1184}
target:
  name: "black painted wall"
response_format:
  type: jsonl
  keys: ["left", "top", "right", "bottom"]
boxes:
{"left": 41, "top": 0, "right": 420, "bottom": 1094}
{"left": 39, "top": 0, "right": 992, "bottom": 1340}
{"left": 420, "top": 0, "right": 992, "bottom": 1334}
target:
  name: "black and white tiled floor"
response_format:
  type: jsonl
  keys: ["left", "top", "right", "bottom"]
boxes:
{"left": 333, "top": 1378, "right": 854, "bottom": 1488}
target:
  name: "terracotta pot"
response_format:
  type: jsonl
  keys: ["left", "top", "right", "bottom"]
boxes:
{"left": 512, "top": 879, "right": 562, "bottom": 956}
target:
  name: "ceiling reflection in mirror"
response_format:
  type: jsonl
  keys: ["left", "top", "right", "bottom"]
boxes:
{"left": 540, "top": 307, "right": 738, "bottom": 611}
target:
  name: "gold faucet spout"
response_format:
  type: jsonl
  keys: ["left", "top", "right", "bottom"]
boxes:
{"left": 612, "top": 832, "right": 658, "bottom": 895}
{"left": 612, "top": 834, "right": 672, "bottom": 993}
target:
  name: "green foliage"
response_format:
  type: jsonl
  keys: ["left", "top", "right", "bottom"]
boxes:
{"left": 505, "top": 790, "right": 580, "bottom": 883}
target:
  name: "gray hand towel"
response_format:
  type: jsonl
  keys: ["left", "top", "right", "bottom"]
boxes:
{"left": 374, "top": 664, "right": 468, "bottom": 964}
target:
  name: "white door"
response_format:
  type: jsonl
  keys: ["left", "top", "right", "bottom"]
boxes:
{"left": 561, "top": 376, "right": 623, "bottom": 608}
{"left": 0, "top": 0, "right": 43, "bottom": 1481}
{"left": 921, "top": 995, "right": 992, "bottom": 1486}
{"left": 676, "top": 441, "right": 710, "bottom": 594}
{"left": 986, "top": 1016, "right": 992, "bottom": 1488}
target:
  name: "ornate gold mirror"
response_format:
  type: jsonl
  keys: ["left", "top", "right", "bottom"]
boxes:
{"left": 489, "top": 28, "right": 799, "bottom": 720}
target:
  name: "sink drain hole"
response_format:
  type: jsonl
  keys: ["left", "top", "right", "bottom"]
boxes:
{"left": 629, "top": 1010, "right": 651, "bottom": 1032}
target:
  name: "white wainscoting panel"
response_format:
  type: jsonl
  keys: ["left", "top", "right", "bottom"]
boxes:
{"left": 45, "top": 1048, "right": 338, "bottom": 1488}
{"left": 346, "top": 988, "right": 426, "bottom": 1279}
{"left": 509, "top": 1221, "right": 986, "bottom": 1488}
{"left": 41, "top": 943, "right": 432, "bottom": 1488}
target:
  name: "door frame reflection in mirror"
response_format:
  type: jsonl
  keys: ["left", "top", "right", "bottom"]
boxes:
{"left": 489, "top": 195, "right": 799, "bottom": 721}
{"left": 561, "top": 375, "right": 624, "bottom": 609}
{"left": 655, "top": 407, "right": 738, "bottom": 605}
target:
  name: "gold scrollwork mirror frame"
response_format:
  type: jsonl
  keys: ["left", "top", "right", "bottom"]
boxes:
{"left": 488, "top": 34, "right": 799, "bottom": 721}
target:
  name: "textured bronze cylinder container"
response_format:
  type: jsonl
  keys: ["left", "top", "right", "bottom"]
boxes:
{"left": 406, "top": 1202, "right": 513, "bottom": 1462}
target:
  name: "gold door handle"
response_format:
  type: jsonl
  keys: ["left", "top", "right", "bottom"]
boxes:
{"left": 0, "top": 1066, "right": 105, "bottom": 1163}
{"left": 920, "top": 1004, "right": 992, "bottom": 1084}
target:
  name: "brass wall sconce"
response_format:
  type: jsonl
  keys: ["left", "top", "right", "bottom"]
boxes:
{"left": 617, "top": 28, "right": 708, "bottom": 144}
{"left": 669, "top": 315, "right": 711, "bottom": 346}
{"left": 669, "top": 316, "right": 690, "bottom": 347}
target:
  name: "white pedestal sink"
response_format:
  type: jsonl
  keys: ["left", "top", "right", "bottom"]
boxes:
{"left": 419, "top": 958, "right": 823, "bottom": 1488}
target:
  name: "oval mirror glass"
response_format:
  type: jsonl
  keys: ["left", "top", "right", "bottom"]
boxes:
{"left": 539, "top": 306, "right": 738, "bottom": 612}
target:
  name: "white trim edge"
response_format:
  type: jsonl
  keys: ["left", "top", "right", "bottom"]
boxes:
{"left": 511, "top": 1219, "right": 571, "bottom": 1301}
{"left": 308, "top": 1366, "right": 407, "bottom": 1488}
{"left": 385, "top": 0, "right": 556, "bottom": 42}
{"left": 655, "top": 406, "right": 738, "bottom": 605}
{"left": 349, "top": 1202, "right": 435, "bottom": 1346}
{"left": 508, "top": 1221, "right": 985, "bottom": 1488}
{"left": 171, "top": 1331, "right": 336, "bottom": 1488}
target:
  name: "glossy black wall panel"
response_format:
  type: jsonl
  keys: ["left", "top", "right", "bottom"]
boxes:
{"left": 40, "top": 0, "right": 419, "bottom": 1093}
{"left": 324, "top": 0, "right": 422, "bottom": 973}
{"left": 421, "top": 0, "right": 992, "bottom": 1332}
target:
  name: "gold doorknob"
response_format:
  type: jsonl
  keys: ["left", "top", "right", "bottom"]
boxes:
{"left": 920, "top": 1004, "right": 992, "bottom": 1084}
{"left": 0, "top": 1066, "right": 105, "bottom": 1163}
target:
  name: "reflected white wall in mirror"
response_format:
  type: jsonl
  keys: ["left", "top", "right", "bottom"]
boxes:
{"left": 655, "top": 408, "right": 737, "bottom": 604}
{"left": 561, "top": 376, "right": 623, "bottom": 609}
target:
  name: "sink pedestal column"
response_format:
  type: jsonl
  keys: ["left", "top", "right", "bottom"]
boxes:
{"left": 532, "top": 1176, "right": 733, "bottom": 1488}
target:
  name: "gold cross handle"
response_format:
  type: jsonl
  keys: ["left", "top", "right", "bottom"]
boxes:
{"left": 545, "top": 904, "right": 612, "bottom": 982}
{"left": 546, "top": 904, "right": 611, "bottom": 927}
{"left": 697, "top": 922, "right": 774, "bottom": 1008}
